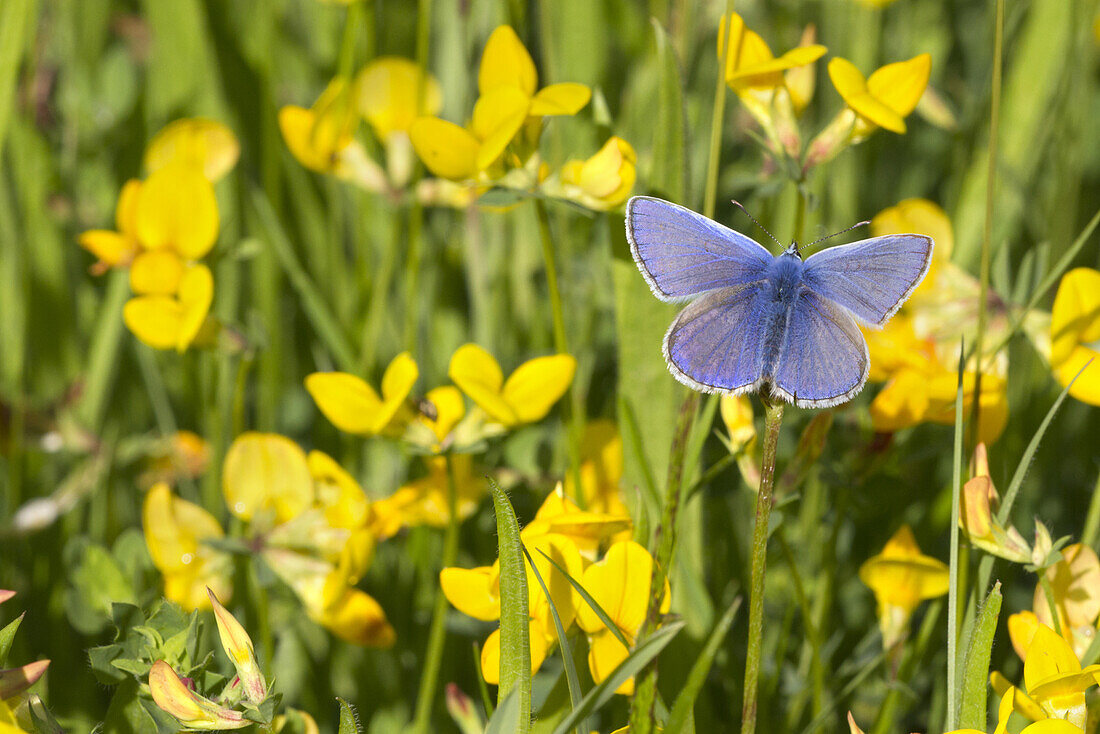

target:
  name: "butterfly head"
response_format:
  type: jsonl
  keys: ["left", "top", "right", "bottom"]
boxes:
{"left": 783, "top": 242, "right": 804, "bottom": 260}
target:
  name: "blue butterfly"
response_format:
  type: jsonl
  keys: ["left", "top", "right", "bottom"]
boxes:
{"left": 626, "top": 196, "right": 934, "bottom": 408}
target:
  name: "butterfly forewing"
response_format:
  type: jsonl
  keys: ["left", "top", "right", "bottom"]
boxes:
{"left": 768, "top": 289, "right": 869, "bottom": 409}
{"left": 663, "top": 282, "right": 769, "bottom": 393}
{"left": 627, "top": 196, "right": 773, "bottom": 302}
{"left": 802, "top": 234, "right": 933, "bottom": 326}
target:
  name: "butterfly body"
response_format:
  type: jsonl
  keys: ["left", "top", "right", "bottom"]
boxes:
{"left": 626, "top": 196, "right": 933, "bottom": 409}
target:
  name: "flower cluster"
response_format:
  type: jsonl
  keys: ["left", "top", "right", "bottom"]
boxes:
{"left": 441, "top": 485, "right": 666, "bottom": 695}
{"left": 143, "top": 432, "right": 394, "bottom": 647}
{"left": 78, "top": 119, "right": 239, "bottom": 351}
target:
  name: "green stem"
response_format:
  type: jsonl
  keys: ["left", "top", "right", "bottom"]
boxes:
{"left": 741, "top": 398, "right": 784, "bottom": 734}
{"left": 362, "top": 208, "right": 402, "bottom": 371}
{"left": 629, "top": 390, "right": 701, "bottom": 733}
{"left": 534, "top": 199, "right": 584, "bottom": 503}
{"left": 969, "top": 0, "right": 1004, "bottom": 445}
{"left": 336, "top": 0, "right": 362, "bottom": 78}
{"left": 403, "top": 199, "right": 424, "bottom": 355}
{"left": 410, "top": 453, "right": 461, "bottom": 734}
{"left": 947, "top": 345, "right": 966, "bottom": 730}
{"left": 1039, "top": 575, "right": 1064, "bottom": 638}
{"left": 702, "top": 0, "right": 734, "bottom": 220}
{"left": 1082, "top": 470, "right": 1100, "bottom": 549}
{"left": 77, "top": 270, "right": 129, "bottom": 432}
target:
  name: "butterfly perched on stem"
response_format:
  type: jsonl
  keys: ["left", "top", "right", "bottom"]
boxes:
{"left": 626, "top": 196, "right": 933, "bottom": 408}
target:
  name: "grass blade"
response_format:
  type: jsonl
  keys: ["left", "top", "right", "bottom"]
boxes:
{"left": 958, "top": 583, "right": 1002, "bottom": 730}
{"left": 248, "top": 187, "right": 358, "bottom": 372}
{"left": 537, "top": 549, "right": 631, "bottom": 651}
{"left": 946, "top": 341, "right": 966, "bottom": 730}
{"left": 550, "top": 620, "right": 686, "bottom": 734}
{"left": 487, "top": 478, "right": 532, "bottom": 733}
{"left": 664, "top": 597, "right": 742, "bottom": 734}
{"left": 521, "top": 545, "right": 586, "bottom": 734}
{"left": 485, "top": 688, "right": 519, "bottom": 734}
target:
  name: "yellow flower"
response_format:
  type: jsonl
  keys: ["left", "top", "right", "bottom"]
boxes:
{"left": 77, "top": 179, "right": 142, "bottom": 272}
{"left": 222, "top": 432, "right": 314, "bottom": 526}
{"left": 871, "top": 198, "right": 954, "bottom": 296}
{"left": 142, "top": 482, "right": 232, "bottom": 611}
{"left": 575, "top": 540, "right": 670, "bottom": 695}
{"left": 409, "top": 25, "right": 590, "bottom": 181}
{"left": 144, "top": 118, "right": 240, "bottom": 182}
{"left": 140, "top": 430, "right": 211, "bottom": 488}
{"left": 447, "top": 343, "right": 575, "bottom": 428}
{"left": 134, "top": 162, "right": 219, "bottom": 260}
{"left": 828, "top": 54, "right": 931, "bottom": 135}
{"left": 858, "top": 525, "right": 948, "bottom": 649}
{"left": 441, "top": 524, "right": 585, "bottom": 685}
{"left": 123, "top": 263, "right": 214, "bottom": 351}
{"left": 561, "top": 421, "right": 631, "bottom": 519}
{"left": 1013, "top": 624, "right": 1100, "bottom": 726}
{"left": 356, "top": 57, "right": 442, "bottom": 141}
{"left": 719, "top": 12, "right": 826, "bottom": 91}
{"left": 783, "top": 25, "right": 821, "bottom": 115}
{"left": 523, "top": 483, "right": 631, "bottom": 561}
{"left": 369, "top": 454, "right": 485, "bottom": 539}
{"left": 306, "top": 352, "right": 419, "bottom": 436}
{"left": 554, "top": 136, "right": 637, "bottom": 211}
{"left": 960, "top": 443, "right": 1031, "bottom": 564}
{"left": 1050, "top": 268, "right": 1100, "bottom": 405}
{"left": 1031, "top": 544, "right": 1100, "bottom": 660}
{"left": 149, "top": 660, "right": 249, "bottom": 730}
{"left": 207, "top": 589, "right": 266, "bottom": 704}
{"left": 415, "top": 385, "right": 467, "bottom": 451}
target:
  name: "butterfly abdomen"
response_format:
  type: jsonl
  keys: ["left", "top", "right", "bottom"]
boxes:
{"left": 760, "top": 255, "right": 806, "bottom": 380}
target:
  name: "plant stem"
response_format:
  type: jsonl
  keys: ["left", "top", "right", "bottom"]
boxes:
{"left": 703, "top": 0, "right": 735, "bottom": 220}
{"left": 534, "top": 199, "right": 584, "bottom": 502}
{"left": 969, "top": 0, "right": 1004, "bottom": 446}
{"left": 741, "top": 398, "right": 784, "bottom": 734}
{"left": 410, "top": 453, "right": 461, "bottom": 734}
{"left": 946, "top": 343, "right": 966, "bottom": 730}
{"left": 629, "top": 390, "right": 701, "bottom": 733}
{"left": 361, "top": 208, "right": 401, "bottom": 371}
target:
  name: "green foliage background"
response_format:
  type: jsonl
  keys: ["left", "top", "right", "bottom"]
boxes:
{"left": 2, "top": 0, "right": 1100, "bottom": 731}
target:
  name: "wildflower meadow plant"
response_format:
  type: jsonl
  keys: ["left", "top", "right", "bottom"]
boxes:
{"left": 8, "top": 3, "right": 1100, "bottom": 734}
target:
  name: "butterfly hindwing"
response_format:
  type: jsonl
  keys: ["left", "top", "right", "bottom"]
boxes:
{"left": 663, "top": 282, "right": 769, "bottom": 393}
{"left": 768, "top": 288, "right": 869, "bottom": 409}
{"left": 801, "top": 234, "right": 933, "bottom": 326}
{"left": 627, "top": 196, "right": 773, "bottom": 302}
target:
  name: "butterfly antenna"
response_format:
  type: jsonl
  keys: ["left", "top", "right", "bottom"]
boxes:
{"left": 731, "top": 200, "right": 783, "bottom": 248}
{"left": 798, "top": 220, "right": 871, "bottom": 252}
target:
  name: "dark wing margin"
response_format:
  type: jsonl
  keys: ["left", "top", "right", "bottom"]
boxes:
{"left": 801, "top": 234, "right": 933, "bottom": 327}
{"left": 627, "top": 196, "right": 774, "bottom": 302}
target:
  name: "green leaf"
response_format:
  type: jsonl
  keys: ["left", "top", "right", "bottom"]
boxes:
{"left": 0, "top": 612, "right": 24, "bottom": 666}
{"left": 537, "top": 549, "right": 631, "bottom": 650}
{"left": 521, "top": 546, "right": 586, "bottom": 734}
{"left": 664, "top": 598, "right": 742, "bottom": 734}
{"left": 550, "top": 620, "right": 686, "bottom": 734}
{"left": 485, "top": 688, "right": 519, "bottom": 734}
{"left": 0, "top": 0, "right": 32, "bottom": 159}
{"left": 649, "top": 18, "right": 686, "bottom": 203}
{"left": 487, "top": 478, "right": 532, "bottom": 733}
{"left": 958, "top": 583, "right": 1002, "bottom": 731}
{"left": 64, "top": 538, "right": 136, "bottom": 635}
{"left": 337, "top": 697, "right": 362, "bottom": 734}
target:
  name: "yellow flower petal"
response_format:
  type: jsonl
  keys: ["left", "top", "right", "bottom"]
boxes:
{"left": 175, "top": 264, "right": 214, "bottom": 351}
{"left": 448, "top": 343, "right": 512, "bottom": 423}
{"left": 867, "top": 53, "right": 932, "bottom": 119}
{"left": 479, "top": 619, "right": 548, "bottom": 685}
{"left": 575, "top": 540, "right": 664, "bottom": 637}
{"left": 1023, "top": 624, "right": 1083, "bottom": 693}
{"left": 720, "top": 13, "right": 826, "bottom": 89}
{"left": 279, "top": 106, "right": 337, "bottom": 173}
{"left": 500, "top": 353, "right": 577, "bottom": 424}
{"left": 306, "top": 372, "right": 385, "bottom": 434}
{"left": 1009, "top": 610, "right": 1041, "bottom": 661}
{"left": 78, "top": 230, "right": 137, "bottom": 268}
{"left": 134, "top": 163, "right": 219, "bottom": 259}
{"left": 356, "top": 57, "right": 443, "bottom": 141}
{"left": 420, "top": 385, "right": 466, "bottom": 444}
{"left": 588, "top": 630, "right": 633, "bottom": 695}
{"left": 471, "top": 85, "right": 530, "bottom": 171}
{"left": 222, "top": 432, "right": 313, "bottom": 524}
{"left": 525, "top": 533, "right": 583, "bottom": 631}
{"left": 440, "top": 566, "right": 500, "bottom": 621}
{"left": 308, "top": 449, "right": 370, "bottom": 529}
{"left": 130, "top": 250, "right": 185, "bottom": 296}
{"left": 478, "top": 26, "right": 537, "bottom": 97}
{"left": 529, "top": 83, "right": 591, "bottom": 116}
{"left": 124, "top": 295, "right": 185, "bottom": 350}
{"left": 317, "top": 587, "right": 395, "bottom": 647}
{"left": 116, "top": 178, "right": 142, "bottom": 236}
{"left": 1051, "top": 268, "right": 1100, "bottom": 405}
{"left": 859, "top": 525, "right": 948, "bottom": 612}
{"left": 409, "top": 117, "right": 480, "bottom": 180}
{"left": 149, "top": 660, "right": 248, "bottom": 730}
{"left": 144, "top": 118, "right": 240, "bottom": 182}
{"left": 380, "top": 351, "right": 419, "bottom": 405}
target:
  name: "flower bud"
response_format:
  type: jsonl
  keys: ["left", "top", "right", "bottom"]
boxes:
{"left": 207, "top": 588, "right": 267, "bottom": 704}
{"left": 148, "top": 660, "right": 249, "bottom": 730}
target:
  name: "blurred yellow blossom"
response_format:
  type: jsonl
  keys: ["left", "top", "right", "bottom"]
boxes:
{"left": 721, "top": 395, "right": 760, "bottom": 487}
{"left": 357, "top": 57, "right": 442, "bottom": 187}
{"left": 859, "top": 525, "right": 948, "bottom": 649}
{"left": 784, "top": 25, "right": 821, "bottom": 115}
{"left": 78, "top": 179, "right": 142, "bottom": 273}
{"left": 575, "top": 540, "right": 670, "bottom": 695}
{"left": 562, "top": 420, "right": 630, "bottom": 518}
{"left": 144, "top": 118, "right": 240, "bottom": 182}
{"left": 410, "top": 25, "right": 589, "bottom": 183}
{"left": 523, "top": 483, "right": 631, "bottom": 560}
{"left": 1050, "top": 268, "right": 1100, "bottom": 405}
{"left": 549, "top": 136, "right": 637, "bottom": 211}
{"left": 306, "top": 352, "right": 418, "bottom": 436}
{"left": 448, "top": 344, "right": 575, "bottom": 428}
{"left": 141, "top": 430, "right": 211, "bottom": 488}
{"left": 123, "top": 262, "right": 214, "bottom": 352}
{"left": 828, "top": 54, "right": 931, "bottom": 135}
{"left": 871, "top": 198, "right": 953, "bottom": 296}
{"left": 370, "top": 454, "right": 484, "bottom": 539}
{"left": 1030, "top": 544, "right": 1100, "bottom": 660}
